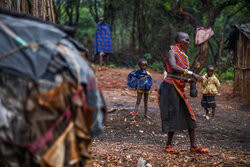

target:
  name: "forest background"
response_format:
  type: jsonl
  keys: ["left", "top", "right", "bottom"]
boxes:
{"left": 1, "top": 0, "right": 250, "bottom": 82}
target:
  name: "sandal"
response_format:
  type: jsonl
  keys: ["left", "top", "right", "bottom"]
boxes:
{"left": 190, "top": 146, "right": 209, "bottom": 153}
{"left": 98, "top": 67, "right": 103, "bottom": 71}
{"left": 164, "top": 145, "right": 175, "bottom": 153}
{"left": 130, "top": 111, "right": 139, "bottom": 116}
{"left": 105, "top": 66, "right": 109, "bottom": 70}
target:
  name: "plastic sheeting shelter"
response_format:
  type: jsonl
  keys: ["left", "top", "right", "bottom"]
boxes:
{"left": 0, "top": 10, "right": 105, "bottom": 166}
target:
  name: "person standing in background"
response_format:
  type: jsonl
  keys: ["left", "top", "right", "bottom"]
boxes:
{"left": 94, "top": 17, "right": 113, "bottom": 71}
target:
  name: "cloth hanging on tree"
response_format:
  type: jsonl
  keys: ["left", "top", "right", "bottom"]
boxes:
{"left": 195, "top": 26, "right": 214, "bottom": 45}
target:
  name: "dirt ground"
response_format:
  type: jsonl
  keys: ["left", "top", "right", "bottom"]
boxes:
{"left": 92, "top": 68, "right": 250, "bottom": 167}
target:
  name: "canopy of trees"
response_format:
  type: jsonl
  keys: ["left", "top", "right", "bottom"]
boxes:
{"left": 1, "top": 0, "right": 249, "bottom": 75}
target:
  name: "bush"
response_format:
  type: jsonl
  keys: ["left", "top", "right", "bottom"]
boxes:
{"left": 221, "top": 71, "right": 234, "bottom": 80}
{"left": 149, "top": 62, "right": 164, "bottom": 71}
{"left": 225, "top": 80, "right": 234, "bottom": 85}
{"left": 109, "top": 64, "right": 117, "bottom": 68}
{"left": 200, "top": 68, "right": 207, "bottom": 76}
{"left": 144, "top": 53, "right": 152, "bottom": 60}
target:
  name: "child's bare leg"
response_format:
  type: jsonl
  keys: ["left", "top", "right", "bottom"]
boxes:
{"left": 99, "top": 53, "right": 103, "bottom": 67}
{"left": 134, "top": 92, "right": 143, "bottom": 117}
{"left": 212, "top": 107, "right": 215, "bottom": 117}
{"left": 144, "top": 93, "right": 149, "bottom": 118}
{"left": 204, "top": 107, "right": 209, "bottom": 116}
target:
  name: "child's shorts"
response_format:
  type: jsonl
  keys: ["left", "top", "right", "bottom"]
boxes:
{"left": 137, "top": 89, "right": 150, "bottom": 93}
{"left": 201, "top": 94, "right": 216, "bottom": 108}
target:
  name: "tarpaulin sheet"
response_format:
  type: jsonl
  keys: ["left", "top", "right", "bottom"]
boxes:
{"left": 0, "top": 13, "right": 105, "bottom": 136}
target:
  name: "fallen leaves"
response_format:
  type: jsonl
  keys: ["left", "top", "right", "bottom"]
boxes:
{"left": 92, "top": 68, "right": 249, "bottom": 167}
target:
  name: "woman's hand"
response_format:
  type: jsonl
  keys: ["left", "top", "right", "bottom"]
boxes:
{"left": 188, "top": 78, "right": 196, "bottom": 83}
{"left": 192, "top": 73, "right": 204, "bottom": 82}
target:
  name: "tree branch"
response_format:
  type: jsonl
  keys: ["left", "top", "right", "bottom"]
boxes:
{"left": 212, "top": 36, "right": 219, "bottom": 45}
{"left": 225, "top": 5, "right": 247, "bottom": 24}
{"left": 170, "top": 0, "right": 200, "bottom": 27}
{"left": 214, "top": 0, "right": 240, "bottom": 17}
{"left": 208, "top": 40, "right": 215, "bottom": 58}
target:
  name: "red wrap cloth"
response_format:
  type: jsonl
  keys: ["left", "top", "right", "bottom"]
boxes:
{"left": 164, "top": 45, "right": 196, "bottom": 121}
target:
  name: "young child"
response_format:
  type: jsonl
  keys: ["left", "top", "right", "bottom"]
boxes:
{"left": 127, "top": 58, "right": 153, "bottom": 118}
{"left": 201, "top": 65, "right": 220, "bottom": 119}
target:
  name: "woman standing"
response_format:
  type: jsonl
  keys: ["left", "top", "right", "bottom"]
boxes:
{"left": 160, "top": 32, "right": 209, "bottom": 153}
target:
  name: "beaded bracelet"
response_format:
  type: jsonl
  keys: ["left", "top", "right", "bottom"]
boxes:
{"left": 184, "top": 69, "right": 187, "bottom": 75}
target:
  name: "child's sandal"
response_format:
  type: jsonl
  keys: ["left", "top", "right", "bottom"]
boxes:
{"left": 164, "top": 145, "right": 175, "bottom": 153}
{"left": 190, "top": 146, "right": 209, "bottom": 153}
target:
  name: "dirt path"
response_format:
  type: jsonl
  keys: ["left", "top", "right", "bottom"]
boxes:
{"left": 92, "top": 68, "right": 250, "bottom": 167}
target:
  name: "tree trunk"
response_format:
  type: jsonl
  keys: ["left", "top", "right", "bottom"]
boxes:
{"left": 87, "top": 0, "right": 99, "bottom": 23}
{"left": 42, "top": 0, "right": 46, "bottom": 20}
{"left": 21, "top": 0, "right": 26, "bottom": 12}
{"left": 190, "top": 1, "right": 215, "bottom": 73}
{"left": 17, "top": 0, "right": 21, "bottom": 12}
{"left": 6, "top": 0, "right": 12, "bottom": 9}
{"left": 32, "top": 0, "right": 38, "bottom": 16}
{"left": 94, "top": 0, "right": 99, "bottom": 22}
{"left": 54, "top": 0, "right": 61, "bottom": 24}
{"left": 74, "top": 0, "right": 80, "bottom": 26}
{"left": 131, "top": 0, "right": 138, "bottom": 51}
{"left": 216, "top": 5, "right": 245, "bottom": 79}
{"left": 65, "top": 1, "right": 73, "bottom": 25}
{"left": 103, "top": 0, "right": 114, "bottom": 31}
{"left": 137, "top": 1, "right": 147, "bottom": 56}
{"left": 217, "top": 31, "right": 224, "bottom": 79}
{"left": 190, "top": 41, "right": 209, "bottom": 73}
{"left": 49, "top": 0, "right": 55, "bottom": 23}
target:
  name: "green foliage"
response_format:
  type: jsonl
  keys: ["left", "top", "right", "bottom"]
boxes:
{"left": 221, "top": 68, "right": 234, "bottom": 80}
{"left": 163, "top": 1, "right": 171, "bottom": 11}
{"left": 144, "top": 53, "right": 152, "bottom": 60}
{"left": 75, "top": 8, "right": 97, "bottom": 41}
{"left": 199, "top": 68, "right": 207, "bottom": 76}
{"left": 149, "top": 62, "right": 164, "bottom": 71}
{"left": 225, "top": 80, "right": 234, "bottom": 85}
{"left": 109, "top": 64, "right": 117, "bottom": 68}
{"left": 53, "top": 0, "right": 249, "bottom": 72}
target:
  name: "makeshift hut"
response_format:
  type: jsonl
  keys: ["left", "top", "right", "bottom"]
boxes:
{"left": 0, "top": 8, "right": 105, "bottom": 167}
{"left": 227, "top": 24, "right": 250, "bottom": 101}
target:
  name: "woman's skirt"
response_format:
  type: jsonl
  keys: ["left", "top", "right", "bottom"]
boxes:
{"left": 159, "top": 81, "right": 196, "bottom": 132}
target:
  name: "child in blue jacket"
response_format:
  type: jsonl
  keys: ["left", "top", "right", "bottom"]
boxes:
{"left": 127, "top": 58, "right": 153, "bottom": 118}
